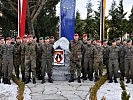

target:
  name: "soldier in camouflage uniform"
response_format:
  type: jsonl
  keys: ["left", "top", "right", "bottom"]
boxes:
{"left": 108, "top": 40, "right": 120, "bottom": 83}
{"left": 36, "top": 37, "right": 44, "bottom": 80}
{"left": 2, "top": 37, "right": 14, "bottom": 84}
{"left": 83, "top": 38, "right": 95, "bottom": 81}
{"left": 24, "top": 35, "right": 38, "bottom": 84}
{"left": 103, "top": 39, "right": 109, "bottom": 80}
{"left": 13, "top": 37, "right": 21, "bottom": 79}
{"left": 69, "top": 34, "right": 83, "bottom": 83}
{"left": 93, "top": 40, "right": 104, "bottom": 82}
{"left": 119, "top": 39, "right": 127, "bottom": 80}
{"left": 40, "top": 36, "right": 54, "bottom": 83}
{"left": 124, "top": 39, "right": 133, "bottom": 84}
{"left": 20, "top": 36, "right": 27, "bottom": 82}
{"left": 81, "top": 34, "right": 88, "bottom": 79}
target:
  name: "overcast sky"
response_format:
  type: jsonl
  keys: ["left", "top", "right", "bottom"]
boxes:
{"left": 56, "top": 0, "right": 133, "bottom": 19}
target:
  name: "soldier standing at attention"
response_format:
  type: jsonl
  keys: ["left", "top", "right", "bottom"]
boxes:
{"left": 24, "top": 35, "right": 38, "bottom": 84}
{"left": 69, "top": 33, "right": 83, "bottom": 83}
{"left": 20, "top": 36, "right": 27, "bottom": 82}
{"left": 108, "top": 40, "right": 120, "bottom": 83}
{"left": 93, "top": 40, "right": 104, "bottom": 82}
{"left": 2, "top": 37, "right": 14, "bottom": 84}
{"left": 40, "top": 36, "right": 54, "bottom": 83}
{"left": 124, "top": 39, "right": 133, "bottom": 84}
{"left": 81, "top": 34, "right": 88, "bottom": 79}
{"left": 83, "top": 38, "right": 95, "bottom": 81}
{"left": 103, "top": 39, "right": 109, "bottom": 80}
{"left": 13, "top": 37, "right": 21, "bottom": 79}
{"left": 36, "top": 37, "right": 44, "bottom": 80}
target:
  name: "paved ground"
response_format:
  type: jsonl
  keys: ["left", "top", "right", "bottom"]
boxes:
{"left": 26, "top": 79, "right": 94, "bottom": 100}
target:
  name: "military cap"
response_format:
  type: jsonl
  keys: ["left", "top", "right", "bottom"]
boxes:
{"left": 127, "top": 39, "right": 132, "bottom": 43}
{"left": 116, "top": 38, "right": 120, "bottom": 41}
{"left": 23, "top": 35, "right": 27, "bottom": 38}
{"left": 27, "top": 35, "right": 33, "bottom": 38}
{"left": 123, "top": 39, "right": 127, "bottom": 42}
{"left": 6, "top": 37, "right": 11, "bottom": 40}
{"left": 16, "top": 36, "right": 21, "bottom": 39}
{"left": 82, "top": 34, "right": 87, "bottom": 38}
{"left": 87, "top": 38, "right": 91, "bottom": 41}
{"left": 103, "top": 39, "right": 108, "bottom": 42}
{"left": 74, "top": 33, "right": 79, "bottom": 36}
{"left": 44, "top": 36, "right": 49, "bottom": 40}
{"left": 112, "top": 39, "right": 116, "bottom": 43}
{"left": 97, "top": 40, "right": 101, "bottom": 43}
{"left": 50, "top": 36, "right": 54, "bottom": 39}
{"left": 39, "top": 37, "right": 44, "bottom": 40}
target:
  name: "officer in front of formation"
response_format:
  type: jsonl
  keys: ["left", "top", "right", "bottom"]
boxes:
{"left": 69, "top": 33, "right": 84, "bottom": 83}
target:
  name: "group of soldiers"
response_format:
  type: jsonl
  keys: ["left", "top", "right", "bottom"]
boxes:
{"left": 69, "top": 33, "right": 133, "bottom": 84}
{"left": 0, "top": 33, "right": 133, "bottom": 85}
{"left": 0, "top": 35, "right": 55, "bottom": 85}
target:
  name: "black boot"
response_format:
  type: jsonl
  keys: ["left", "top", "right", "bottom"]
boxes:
{"left": 24, "top": 78, "right": 29, "bottom": 84}
{"left": 4, "top": 78, "right": 8, "bottom": 84}
{"left": 33, "top": 78, "right": 36, "bottom": 84}
{"left": 0, "top": 78, "right": 1, "bottom": 83}
{"left": 114, "top": 77, "right": 118, "bottom": 83}
{"left": 132, "top": 80, "right": 133, "bottom": 84}
{"left": 126, "top": 79, "right": 130, "bottom": 83}
{"left": 48, "top": 76, "right": 53, "bottom": 83}
{"left": 77, "top": 76, "right": 81, "bottom": 83}
{"left": 7, "top": 79, "right": 11, "bottom": 85}
{"left": 83, "top": 74, "right": 87, "bottom": 80}
{"left": 68, "top": 74, "right": 74, "bottom": 82}
{"left": 41, "top": 77, "right": 45, "bottom": 84}
{"left": 2, "top": 78, "right": 5, "bottom": 83}
{"left": 108, "top": 78, "right": 113, "bottom": 83}
{"left": 22, "top": 74, "right": 25, "bottom": 82}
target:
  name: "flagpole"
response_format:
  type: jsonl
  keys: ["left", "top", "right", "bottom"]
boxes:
{"left": 18, "top": 0, "right": 20, "bottom": 37}
{"left": 100, "top": 0, "right": 103, "bottom": 42}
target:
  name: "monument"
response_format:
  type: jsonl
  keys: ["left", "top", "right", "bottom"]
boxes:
{"left": 52, "top": 37, "right": 70, "bottom": 81}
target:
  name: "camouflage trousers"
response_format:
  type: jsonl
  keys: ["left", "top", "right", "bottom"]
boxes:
{"left": 70, "top": 60, "right": 82, "bottom": 77}
{"left": 41, "top": 59, "right": 52, "bottom": 77}
{"left": 108, "top": 59, "right": 119, "bottom": 78}
{"left": 124, "top": 59, "right": 133, "bottom": 80}
{"left": 21, "top": 56, "right": 25, "bottom": 76}
{"left": 0, "top": 59, "right": 2, "bottom": 79}
{"left": 83, "top": 58, "right": 93, "bottom": 78}
{"left": 25, "top": 58, "right": 36, "bottom": 79}
{"left": 93, "top": 58, "right": 103, "bottom": 79}
{"left": 2, "top": 58, "right": 13, "bottom": 80}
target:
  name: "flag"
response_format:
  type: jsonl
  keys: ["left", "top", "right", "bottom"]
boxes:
{"left": 18, "top": 0, "right": 27, "bottom": 39}
{"left": 60, "top": 0, "right": 76, "bottom": 41}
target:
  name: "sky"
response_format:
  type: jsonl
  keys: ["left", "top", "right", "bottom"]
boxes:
{"left": 56, "top": 0, "right": 133, "bottom": 19}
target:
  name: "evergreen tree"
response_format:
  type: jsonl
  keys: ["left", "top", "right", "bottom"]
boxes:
{"left": 75, "top": 11, "right": 84, "bottom": 37}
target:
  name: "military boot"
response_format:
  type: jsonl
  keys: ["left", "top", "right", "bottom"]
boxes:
{"left": 83, "top": 74, "right": 87, "bottom": 80}
{"left": 48, "top": 76, "right": 53, "bottom": 83}
{"left": 126, "top": 79, "right": 130, "bottom": 83}
{"left": 68, "top": 74, "right": 74, "bottom": 82}
{"left": 132, "top": 80, "right": 133, "bottom": 84}
{"left": 7, "top": 79, "right": 11, "bottom": 85}
{"left": 33, "top": 78, "right": 36, "bottom": 84}
{"left": 108, "top": 78, "right": 113, "bottom": 83}
{"left": 0, "top": 78, "right": 1, "bottom": 83}
{"left": 41, "top": 77, "right": 45, "bottom": 84}
{"left": 22, "top": 74, "right": 25, "bottom": 82}
{"left": 4, "top": 78, "right": 8, "bottom": 84}
{"left": 114, "top": 77, "right": 118, "bottom": 83}
{"left": 24, "top": 78, "right": 29, "bottom": 84}
{"left": 77, "top": 76, "right": 81, "bottom": 83}
{"left": 2, "top": 78, "right": 5, "bottom": 83}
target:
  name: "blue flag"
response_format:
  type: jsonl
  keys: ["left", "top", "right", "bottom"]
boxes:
{"left": 60, "top": 0, "right": 76, "bottom": 41}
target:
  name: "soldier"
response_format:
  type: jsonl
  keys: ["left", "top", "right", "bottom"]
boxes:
{"left": 20, "top": 36, "right": 27, "bottom": 82}
{"left": 69, "top": 33, "right": 83, "bottom": 83}
{"left": 93, "top": 40, "right": 104, "bottom": 82}
{"left": 83, "top": 38, "right": 95, "bottom": 81}
{"left": 124, "top": 39, "right": 133, "bottom": 84}
{"left": 40, "top": 36, "right": 54, "bottom": 83}
{"left": 108, "top": 40, "right": 120, "bottom": 83}
{"left": 92, "top": 39, "right": 97, "bottom": 46}
{"left": 11, "top": 37, "right": 16, "bottom": 45}
{"left": 2, "top": 37, "right": 14, "bottom": 84}
{"left": 103, "top": 39, "right": 109, "bottom": 80}
{"left": 119, "top": 39, "right": 127, "bottom": 80}
{"left": 13, "top": 37, "right": 21, "bottom": 79}
{"left": 36, "top": 37, "right": 44, "bottom": 80}
{"left": 81, "top": 34, "right": 88, "bottom": 79}
{"left": 24, "top": 35, "right": 38, "bottom": 84}
{"left": 0, "top": 37, "right": 4, "bottom": 83}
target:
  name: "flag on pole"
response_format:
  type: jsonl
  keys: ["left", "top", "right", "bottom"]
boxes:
{"left": 60, "top": 0, "right": 76, "bottom": 41}
{"left": 18, "top": 0, "right": 27, "bottom": 39}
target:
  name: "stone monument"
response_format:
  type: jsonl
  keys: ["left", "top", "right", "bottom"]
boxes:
{"left": 52, "top": 37, "right": 70, "bottom": 81}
